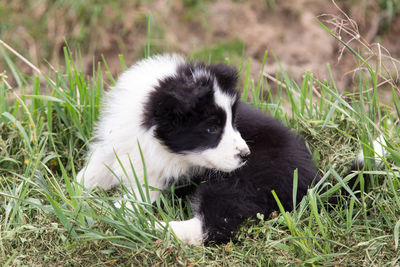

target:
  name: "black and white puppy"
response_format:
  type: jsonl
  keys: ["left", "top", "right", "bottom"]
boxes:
{"left": 78, "top": 54, "right": 319, "bottom": 245}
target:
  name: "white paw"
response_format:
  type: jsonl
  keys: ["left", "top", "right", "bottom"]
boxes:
{"left": 166, "top": 218, "right": 204, "bottom": 246}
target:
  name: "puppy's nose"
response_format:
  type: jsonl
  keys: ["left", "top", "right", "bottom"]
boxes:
{"left": 238, "top": 148, "right": 251, "bottom": 162}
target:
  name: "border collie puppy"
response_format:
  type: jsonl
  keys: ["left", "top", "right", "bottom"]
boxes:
{"left": 78, "top": 54, "right": 319, "bottom": 245}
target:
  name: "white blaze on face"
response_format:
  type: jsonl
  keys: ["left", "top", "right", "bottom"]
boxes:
{"left": 193, "top": 84, "right": 250, "bottom": 172}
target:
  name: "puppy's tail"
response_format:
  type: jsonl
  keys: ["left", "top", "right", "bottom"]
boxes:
{"left": 325, "top": 135, "right": 388, "bottom": 204}
{"left": 352, "top": 135, "right": 388, "bottom": 183}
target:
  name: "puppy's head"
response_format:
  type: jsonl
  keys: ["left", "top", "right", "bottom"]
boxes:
{"left": 143, "top": 62, "right": 250, "bottom": 172}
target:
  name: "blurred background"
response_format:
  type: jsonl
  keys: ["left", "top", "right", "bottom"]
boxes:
{"left": 1, "top": 0, "right": 400, "bottom": 91}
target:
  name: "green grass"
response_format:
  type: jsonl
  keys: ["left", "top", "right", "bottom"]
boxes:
{"left": 0, "top": 0, "right": 247, "bottom": 76}
{"left": 193, "top": 38, "right": 246, "bottom": 66}
{"left": 0, "top": 1, "right": 132, "bottom": 63}
{"left": 379, "top": 0, "right": 400, "bottom": 28}
{"left": 1, "top": 27, "right": 400, "bottom": 266}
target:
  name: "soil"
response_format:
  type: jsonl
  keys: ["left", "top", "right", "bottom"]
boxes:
{"left": 98, "top": 0, "right": 399, "bottom": 91}
{"left": 3, "top": 0, "right": 400, "bottom": 92}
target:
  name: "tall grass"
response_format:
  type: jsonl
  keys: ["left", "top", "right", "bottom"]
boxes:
{"left": 1, "top": 27, "right": 400, "bottom": 265}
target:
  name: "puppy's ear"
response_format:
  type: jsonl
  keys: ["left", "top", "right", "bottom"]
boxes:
{"left": 153, "top": 90, "right": 188, "bottom": 117}
{"left": 142, "top": 90, "right": 182, "bottom": 130}
{"left": 167, "top": 74, "right": 214, "bottom": 111}
{"left": 209, "top": 64, "right": 238, "bottom": 91}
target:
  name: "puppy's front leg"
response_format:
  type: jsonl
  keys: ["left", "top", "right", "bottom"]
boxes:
{"left": 116, "top": 186, "right": 162, "bottom": 210}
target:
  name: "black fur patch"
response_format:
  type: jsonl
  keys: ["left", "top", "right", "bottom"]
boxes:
{"left": 142, "top": 61, "right": 239, "bottom": 153}
{"left": 190, "top": 102, "right": 320, "bottom": 244}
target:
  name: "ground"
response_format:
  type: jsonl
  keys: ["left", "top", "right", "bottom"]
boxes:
{"left": 1, "top": 0, "right": 400, "bottom": 266}
{"left": 1, "top": 0, "right": 399, "bottom": 88}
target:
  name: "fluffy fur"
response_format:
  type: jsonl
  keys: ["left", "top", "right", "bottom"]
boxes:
{"left": 78, "top": 54, "right": 320, "bottom": 245}
{"left": 78, "top": 54, "right": 249, "bottom": 203}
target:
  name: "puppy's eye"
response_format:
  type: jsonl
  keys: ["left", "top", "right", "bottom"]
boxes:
{"left": 206, "top": 125, "right": 219, "bottom": 134}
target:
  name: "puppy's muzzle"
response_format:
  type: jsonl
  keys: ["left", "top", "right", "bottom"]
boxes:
{"left": 237, "top": 148, "right": 251, "bottom": 163}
